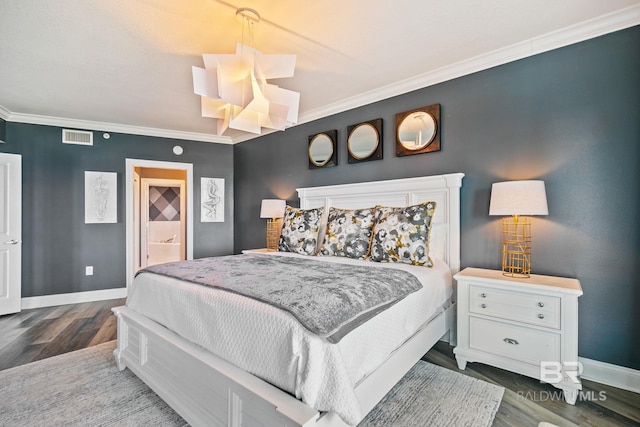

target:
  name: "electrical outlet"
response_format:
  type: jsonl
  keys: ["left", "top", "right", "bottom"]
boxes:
{"left": 85, "top": 266, "right": 93, "bottom": 276}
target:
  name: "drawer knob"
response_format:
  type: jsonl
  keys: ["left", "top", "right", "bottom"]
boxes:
{"left": 503, "top": 338, "right": 519, "bottom": 345}
{"left": 538, "top": 302, "right": 545, "bottom": 308}
{"left": 481, "top": 303, "right": 487, "bottom": 309}
{"left": 480, "top": 293, "right": 487, "bottom": 298}
{"left": 538, "top": 314, "right": 545, "bottom": 319}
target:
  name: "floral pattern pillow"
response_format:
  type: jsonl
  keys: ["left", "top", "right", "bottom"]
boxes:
{"left": 319, "top": 207, "right": 375, "bottom": 259}
{"left": 369, "top": 201, "right": 436, "bottom": 267}
{"left": 277, "top": 206, "right": 324, "bottom": 255}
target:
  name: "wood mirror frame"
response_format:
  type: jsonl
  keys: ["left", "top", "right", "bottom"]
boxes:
{"left": 347, "top": 118, "right": 383, "bottom": 163}
{"left": 395, "top": 104, "right": 441, "bottom": 157}
{"left": 308, "top": 130, "right": 337, "bottom": 169}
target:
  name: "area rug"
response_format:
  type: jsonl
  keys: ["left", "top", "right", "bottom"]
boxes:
{"left": 0, "top": 341, "right": 503, "bottom": 427}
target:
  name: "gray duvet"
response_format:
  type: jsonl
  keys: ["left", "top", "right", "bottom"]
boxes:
{"left": 139, "top": 253, "right": 423, "bottom": 343}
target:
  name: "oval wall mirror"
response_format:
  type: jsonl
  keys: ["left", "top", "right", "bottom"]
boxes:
{"left": 395, "top": 104, "right": 441, "bottom": 157}
{"left": 347, "top": 119, "right": 383, "bottom": 163}
{"left": 308, "top": 130, "right": 337, "bottom": 168}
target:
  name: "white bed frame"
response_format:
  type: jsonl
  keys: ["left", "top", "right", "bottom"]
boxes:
{"left": 112, "top": 173, "right": 464, "bottom": 427}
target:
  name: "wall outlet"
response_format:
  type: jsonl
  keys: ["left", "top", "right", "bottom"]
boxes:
{"left": 85, "top": 266, "right": 93, "bottom": 276}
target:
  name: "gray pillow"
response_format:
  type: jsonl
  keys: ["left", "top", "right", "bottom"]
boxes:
{"left": 369, "top": 201, "right": 436, "bottom": 267}
{"left": 319, "top": 207, "right": 375, "bottom": 259}
{"left": 277, "top": 206, "right": 324, "bottom": 255}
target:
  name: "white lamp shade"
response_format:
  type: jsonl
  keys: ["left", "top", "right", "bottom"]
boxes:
{"left": 489, "top": 180, "right": 549, "bottom": 216}
{"left": 260, "top": 199, "right": 286, "bottom": 219}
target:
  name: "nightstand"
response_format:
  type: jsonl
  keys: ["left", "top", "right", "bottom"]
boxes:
{"left": 241, "top": 248, "right": 275, "bottom": 254}
{"left": 453, "top": 268, "right": 583, "bottom": 403}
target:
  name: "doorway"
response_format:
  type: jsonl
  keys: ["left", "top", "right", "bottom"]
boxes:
{"left": 125, "top": 159, "right": 193, "bottom": 287}
{"left": 140, "top": 177, "right": 186, "bottom": 267}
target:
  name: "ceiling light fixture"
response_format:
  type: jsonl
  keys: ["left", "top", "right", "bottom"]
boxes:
{"left": 192, "top": 7, "right": 300, "bottom": 136}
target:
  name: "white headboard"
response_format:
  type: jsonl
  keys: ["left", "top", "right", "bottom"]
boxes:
{"left": 296, "top": 173, "right": 464, "bottom": 275}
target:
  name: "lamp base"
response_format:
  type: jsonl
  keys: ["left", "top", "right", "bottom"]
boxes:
{"left": 265, "top": 218, "right": 282, "bottom": 251}
{"left": 501, "top": 216, "right": 532, "bottom": 278}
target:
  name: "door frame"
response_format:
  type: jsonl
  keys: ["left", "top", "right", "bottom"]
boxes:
{"left": 125, "top": 159, "right": 193, "bottom": 287}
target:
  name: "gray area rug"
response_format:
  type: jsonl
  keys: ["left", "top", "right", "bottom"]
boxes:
{"left": 0, "top": 341, "right": 503, "bottom": 427}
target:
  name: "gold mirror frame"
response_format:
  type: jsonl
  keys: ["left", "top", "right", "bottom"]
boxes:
{"left": 395, "top": 104, "right": 441, "bottom": 156}
{"left": 308, "top": 130, "right": 337, "bottom": 168}
{"left": 347, "top": 118, "right": 383, "bottom": 163}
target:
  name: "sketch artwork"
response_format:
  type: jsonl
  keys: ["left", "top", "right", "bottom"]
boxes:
{"left": 85, "top": 171, "right": 117, "bottom": 223}
{"left": 201, "top": 177, "right": 224, "bottom": 222}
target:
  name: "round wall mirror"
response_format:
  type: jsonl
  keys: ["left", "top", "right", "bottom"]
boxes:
{"left": 348, "top": 123, "right": 379, "bottom": 160}
{"left": 308, "top": 133, "right": 334, "bottom": 167}
{"left": 397, "top": 111, "right": 437, "bottom": 151}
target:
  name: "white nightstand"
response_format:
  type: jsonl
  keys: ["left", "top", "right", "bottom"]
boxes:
{"left": 453, "top": 268, "right": 583, "bottom": 404}
{"left": 241, "top": 248, "right": 275, "bottom": 254}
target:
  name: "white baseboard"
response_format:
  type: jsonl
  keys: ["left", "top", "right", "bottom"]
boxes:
{"left": 580, "top": 356, "right": 640, "bottom": 395}
{"left": 21, "top": 288, "right": 127, "bottom": 310}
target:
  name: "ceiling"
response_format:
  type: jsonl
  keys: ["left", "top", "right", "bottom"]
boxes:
{"left": 1, "top": 1, "right": 639, "bottom": 144}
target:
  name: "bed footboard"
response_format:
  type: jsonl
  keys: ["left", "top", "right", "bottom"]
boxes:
{"left": 112, "top": 301, "right": 454, "bottom": 427}
{"left": 112, "top": 306, "right": 321, "bottom": 427}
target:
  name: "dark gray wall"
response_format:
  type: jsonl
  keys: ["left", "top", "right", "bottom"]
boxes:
{"left": 235, "top": 26, "right": 640, "bottom": 369}
{"left": 1, "top": 123, "right": 234, "bottom": 297}
{"left": 0, "top": 118, "right": 5, "bottom": 142}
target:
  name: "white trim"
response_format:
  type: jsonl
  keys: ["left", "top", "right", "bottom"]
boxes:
{"left": 125, "top": 159, "right": 194, "bottom": 287}
{"left": 0, "top": 5, "right": 638, "bottom": 144}
{"left": 4, "top": 112, "right": 232, "bottom": 144}
{"left": 0, "top": 105, "right": 10, "bottom": 121}
{"left": 21, "top": 288, "right": 127, "bottom": 310}
{"left": 580, "top": 357, "right": 640, "bottom": 395}
{"left": 297, "top": 4, "right": 640, "bottom": 128}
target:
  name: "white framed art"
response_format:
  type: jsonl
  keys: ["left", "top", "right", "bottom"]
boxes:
{"left": 85, "top": 171, "right": 117, "bottom": 223}
{"left": 201, "top": 177, "right": 224, "bottom": 222}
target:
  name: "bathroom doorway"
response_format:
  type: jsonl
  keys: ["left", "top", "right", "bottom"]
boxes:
{"left": 126, "top": 159, "right": 193, "bottom": 287}
{"left": 140, "top": 177, "right": 186, "bottom": 267}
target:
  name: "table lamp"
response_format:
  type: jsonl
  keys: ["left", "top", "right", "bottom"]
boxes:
{"left": 260, "top": 199, "right": 286, "bottom": 251}
{"left": 489, "top": 180, "right": 548, "bottom": 277}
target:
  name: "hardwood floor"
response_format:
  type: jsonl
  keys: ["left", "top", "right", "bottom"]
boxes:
{"left": 1, "top": 299, "right": 639, "bottom": 426}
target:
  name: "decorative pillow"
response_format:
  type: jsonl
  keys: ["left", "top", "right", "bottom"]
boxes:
{"left": 277, "top": 206, "right": 324, "bottom": 255}
{"left": 319, "top": 207, "right": 375, "bottom": 259}
{"left": 369, "top": 201, "right": 437, "bottom": 267}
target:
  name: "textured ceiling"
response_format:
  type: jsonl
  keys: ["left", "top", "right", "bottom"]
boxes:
{"left": 1, "top": 0, "right": 639, "bottom": 143}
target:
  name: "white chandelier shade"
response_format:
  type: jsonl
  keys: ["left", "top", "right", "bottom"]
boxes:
{"left": 192, "top": 43, "right": 300, "bottom": 135}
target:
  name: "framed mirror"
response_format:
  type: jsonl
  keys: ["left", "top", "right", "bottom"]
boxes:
{"left": 308, "top": 130, "right": 337, "bottom": 168}
{"left": 395, "top": 104, "right": 440, "bottom": 156}
{"left": 347, "top": 118, "right": 383, "bottom": 163}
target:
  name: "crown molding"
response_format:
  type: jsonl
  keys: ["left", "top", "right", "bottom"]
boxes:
{"left": 0, "top": 105, "right": 10, "bottom": 121}
{"left": 2, "top": 5, "right": 639, "bottom": 144}
{"left": 3, "top": 111, "right": 233, "bottom": 144}
{"left": 298, "top": 4, "right": 640, "bottom": 126}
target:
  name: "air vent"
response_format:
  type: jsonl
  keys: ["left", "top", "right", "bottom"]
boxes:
{"left": 62, "top": 129, "right": 93, "bottom": 146}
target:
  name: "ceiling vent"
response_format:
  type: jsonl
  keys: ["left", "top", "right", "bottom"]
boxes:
{"left": 62, "top": 129, "right": 93, "bottom": 146}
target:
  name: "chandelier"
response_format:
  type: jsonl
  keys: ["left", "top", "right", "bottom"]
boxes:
{"left": 192, "top": 8, "right": 300, "bottom": 135}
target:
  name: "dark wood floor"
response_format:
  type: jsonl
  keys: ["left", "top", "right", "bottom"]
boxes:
{"left": 1, "top": 299, "right": 639, "bottom": 426}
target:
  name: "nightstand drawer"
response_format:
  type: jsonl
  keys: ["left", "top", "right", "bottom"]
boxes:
{"left": 469, "top": 317, "right": 560, "bottom": 365}
{"left": 469, "top": 285, "right": 560, "bottom": 328}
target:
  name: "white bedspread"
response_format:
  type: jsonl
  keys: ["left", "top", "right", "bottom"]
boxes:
{"left": 126, "top": 252, "right": 452, "bottom": 425}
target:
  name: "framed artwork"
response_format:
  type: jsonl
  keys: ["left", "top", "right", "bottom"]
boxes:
{"left": 201, "top": 177, "right": 224, "bottom": 222}
{"left": 85, "top": 171, "right": 117, "bottom": 223}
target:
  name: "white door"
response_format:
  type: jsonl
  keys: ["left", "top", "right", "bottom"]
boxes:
{"left": 0, "top": 153, "right": 22, "bottom": 315}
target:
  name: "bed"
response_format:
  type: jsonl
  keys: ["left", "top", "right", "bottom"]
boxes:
{"left": 112, "top": 173, "right": 464, "bottom": 427}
